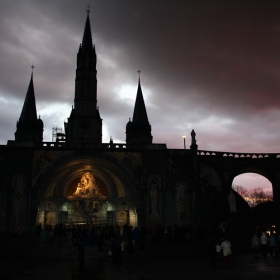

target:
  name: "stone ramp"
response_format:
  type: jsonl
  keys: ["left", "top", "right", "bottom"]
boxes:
{"left": 0, "top": 234, "right": 136, "bottom": 280}
{"left": 71, "top": 245, "right": 107, "bottom": 260}
{"left": 0, "top": 260, "right": 73, "bottom": 280}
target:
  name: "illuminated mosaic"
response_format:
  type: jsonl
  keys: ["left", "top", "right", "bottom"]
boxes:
{"left": 68, "top": 172, "right": 106, "bottom": 198}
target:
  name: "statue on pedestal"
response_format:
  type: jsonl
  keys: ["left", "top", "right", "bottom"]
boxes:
{"left": 191, "top": 129, "right": 196, "bottom": 145}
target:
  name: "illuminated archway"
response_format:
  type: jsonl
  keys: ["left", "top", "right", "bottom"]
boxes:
{"left": 232, "top": 173, "right": 272, "bottom": 194}
{"left": 232, "top": 172, "right": 276, "bottom": 234}
{"left": 33, "top": 153, "right": 140, "bottom": 228}
{"left": 232, "top": 172, "right": 273, "bottom": 210}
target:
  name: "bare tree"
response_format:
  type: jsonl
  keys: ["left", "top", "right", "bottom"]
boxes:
{"left": 232, "top": 185, "right": 273, "bottom": 207}
{"left": 232, "top": 184, "right": 249, "bottom": 197}
{"left": 248, "top": 188, "right": 273, "bottom": 207}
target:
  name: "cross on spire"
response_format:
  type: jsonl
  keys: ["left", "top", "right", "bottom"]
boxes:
{"left": 137, "top": 69, "right": 141, "bottom": 81}
{"left": 31, "top": 65, "right": 35, "bottom": 76}
{"left": 86, "top": 4, "right": 91, "bottom": 14}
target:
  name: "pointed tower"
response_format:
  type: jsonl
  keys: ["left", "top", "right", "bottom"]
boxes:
{"left": 15, "top": 70, "right": 44, "bottom": 143}
{"left": 65, "top": 10, "right": 102, "bottom": 145}
{"left": 126, "top": 77, "right": 153, "bottom": 146}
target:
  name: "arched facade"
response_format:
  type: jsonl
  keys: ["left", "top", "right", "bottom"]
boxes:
{"left": 29, "top": 151, "right": 141, "bottom": 229}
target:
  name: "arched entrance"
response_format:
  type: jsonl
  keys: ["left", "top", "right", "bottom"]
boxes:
{"left": 33, "top": 154, "right": 140, "bottom": 229}
{"left": 232, "top": 171, "right": 275, "bottom": 234}
{"left": 233, "top": 172, "right": 272, "bottom": 194}
{"left": 232, "top": 170, "right": 273, "bottom": 206}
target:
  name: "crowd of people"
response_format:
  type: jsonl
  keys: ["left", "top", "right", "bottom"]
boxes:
{"left": 35, "top": 222, "right": 199, "bottom": 247}
{"left": 36, "top": 222, "right": 279, "bottom": 269}
{"left": 35, "top": 222, "right": 202, "bottom": 268}
{"left": 252, "top": 232, "right": 279, "bottom": 257}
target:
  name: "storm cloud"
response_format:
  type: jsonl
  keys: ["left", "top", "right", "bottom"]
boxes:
{"left": 0, "top": 0, "right": 279, "bottom": 190}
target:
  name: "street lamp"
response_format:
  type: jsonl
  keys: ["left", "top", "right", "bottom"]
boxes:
{"left": 182, "top": 135, "right": 186, "bottom": 149}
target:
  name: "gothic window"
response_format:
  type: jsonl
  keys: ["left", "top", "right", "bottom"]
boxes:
{"left": 12, "top": 174, "right": 26, "bottom": 232}
{"left": 149, "top": 177, "right": 159, "bottom": 215}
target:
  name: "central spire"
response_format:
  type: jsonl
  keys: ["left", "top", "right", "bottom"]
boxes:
{"left": 64, "top": 10, "right": 102, "bottom": 146}
{"left": 81, "top": 14, "right": 94, "bottom": 54}
{"left": 76, "top": 9, "right": 96, "bottom": 71}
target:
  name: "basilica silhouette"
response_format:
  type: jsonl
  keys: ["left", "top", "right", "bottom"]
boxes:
{"left": 0, "top": 11, "right": 279, "bottom": 235}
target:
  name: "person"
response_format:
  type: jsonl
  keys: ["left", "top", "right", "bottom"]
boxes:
{"left": 49, "top": 229, "right": 54, "bottom": 246}
{"left": 36, "top": 223, "right": 42, "bottom": 237}
{"left": 78, "top": 239, "right": 85, "bottom": 277}
{"left": 40, "top": 228, "right": 47, "bottom": 245}
{"left": 269, "top": 234, "right": 278, "bottom": 257}
{"left": 216, "top": 241, "right": 222, "bottom": 265}
{"left": 251, "top": 233, "right": 260, "bottom": 256}
{"left": 218, "top": 222, "right": 226, "bottom": 239}
{"left": 127, "top": 239, "right": 135, "bottom": 262}
{"left": 113, "top": 237, "right": 123, "bottom": 266}
{"left": 97, "top": 230, "right": 104, "bottom": 251}
{"left": 207, "top": 234, "right": 217, "bottom": 267}
{"left": 260, "top": 232, "right": 268, "bottom": 257}
{"left": 133, "top": 227, "right": 141, "bottom": 244}
{"left": 228, "top": 191, "right": 237, "bottom": 212}
{"left": 221, "top": 238, "right": 231, "bottom": 265}
{"left": 78, "top": 239, "right": 85, "bottom": 261}
{"left": 138, "top": 237, "right": 146, "bottom": 261}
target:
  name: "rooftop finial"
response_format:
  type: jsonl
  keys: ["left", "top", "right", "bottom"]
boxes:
{"left": 31, "top": 65, "right": 35, "bottom": 76}
{"left": 137, "top": 69, "right": 141, "bottom": 82}
{"left": 86, "top": 4, "right": 91, "bottom": 14}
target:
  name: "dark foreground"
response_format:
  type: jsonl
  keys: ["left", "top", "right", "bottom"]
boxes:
{"left": 0, "top": 235, "right": 279, "bottom": 280}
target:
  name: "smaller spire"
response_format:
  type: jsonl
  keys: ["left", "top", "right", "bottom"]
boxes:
{"left": 132, "top": 78, "right": 149, "bottom": 124}
{"left": 19, "top": 71, "right": 38, "bottom": 121}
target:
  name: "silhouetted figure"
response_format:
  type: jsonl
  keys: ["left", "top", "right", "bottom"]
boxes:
{"left": 207, "top": 234, "right": 218, "bottom": 266}
{"left": 260, "top": 232, "right": 268, "bottom": 257}
{"left": 138, "top": 237, "right": 146, "bottom": 260}
{"left": 49, "top": 229, "right": 54, "bottom": 246}
{"left": 228, "top": 191, "right": 237, "bottom": 212}
{"left": 36, "top": 223, "right": 42, "bottom": 237}
{"left": 252, "top": 234, "right": 260, "bottom": 256}
{"left": 133, "top": 227, "right": 141, "bottom": 244}
{"left": 269, "top": 234, "right": 278, "bottom": 257}
{"left": 40, "top": 228, "right": 47, "bottom": 245}
{"left": 127, "top": 239, "right": 135, "bottom": 262}
{"left": 98, "top": 230, "right": 104, "bottom": 251}
{"left": 216, "top": 240, "right": 222, "bottom": 265}
{"left": 78, "top": 239, "right": 85, "bottom": 260}
{"left": 113, "top": 238, "right": 123, "bottom": 266}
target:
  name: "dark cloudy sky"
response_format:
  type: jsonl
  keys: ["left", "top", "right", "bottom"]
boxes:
{"left": 0, "top": 0, "right": 279, "bottom": 191}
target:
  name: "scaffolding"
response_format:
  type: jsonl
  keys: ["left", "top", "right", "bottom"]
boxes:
{"left": 52, "top": 126, "right": 66, "bottom": 142}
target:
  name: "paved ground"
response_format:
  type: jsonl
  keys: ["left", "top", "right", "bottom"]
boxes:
{"left": 0, "top": 235, "right": 279, "bottom": 280}
{"left": 119, "top": 243, "right": 280, "bottom": 280}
